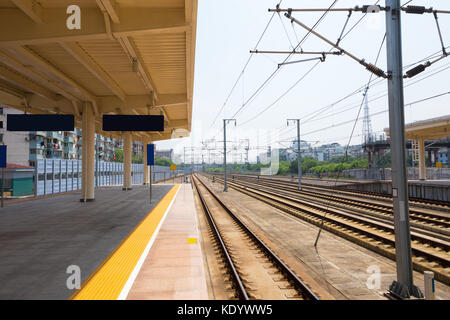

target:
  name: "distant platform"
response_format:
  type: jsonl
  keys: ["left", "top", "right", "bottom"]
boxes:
{"left": 0, "top": 184, "right": 173, "bottom": 299}
{"left": 407, "top": 179, "right": 450, "bottom": 186}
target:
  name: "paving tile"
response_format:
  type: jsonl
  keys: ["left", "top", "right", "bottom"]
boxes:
{"left": 0, "top": 185, "right": 173, "bottom": 299}
{"left": 126, "top": 184, "right": 209, "bottom": 300}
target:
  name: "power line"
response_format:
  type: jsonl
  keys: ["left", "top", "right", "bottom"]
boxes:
{"left": 272, "top": 90, "right": 450, "bottom": 144}
{"left": 301, "top": 91, "right": 450, "bottom": 138}
{"left": 291, "top": 46, "right": 450, "bottom": 126}
{"left": 230, "top": 0, "right": 340, "bottom": 119}
{"left": 238, "top": 1, "right": 382, "bottom": 126}
{"left": 209, "top": 0, "right": 283, "bottom": 128}
{"left": 302, "top": 61, "right": 450, "bottom": 125}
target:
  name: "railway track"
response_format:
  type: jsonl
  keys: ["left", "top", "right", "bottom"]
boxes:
{"left": 218, "top": 175, "right": 450, "bottom": 236}
{"left": 227, "top": 173, "right": 450, "bottom": 212}
{"left": 192, "top": 174, "right": 319, "bottom": 300}
{"left": 154, "top": 173, "right": 187, "bottom": 184}
{"left": 203, "top": 173, "right": 450, "bottom": 285}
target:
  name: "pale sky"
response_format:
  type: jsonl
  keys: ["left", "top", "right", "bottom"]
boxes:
{"left": 156, "top": 0, "right": 450, "bottom": 164}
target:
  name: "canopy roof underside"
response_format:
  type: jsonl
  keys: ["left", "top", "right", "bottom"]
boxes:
{"left": 0, "top": 0, "right": 198, "bottom": 142}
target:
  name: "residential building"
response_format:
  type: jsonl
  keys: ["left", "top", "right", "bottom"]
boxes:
{"left": 0, "top": 106, "right": 127, "bottom": 166}
{"left": 156, "top": 149, "right": 174, "bottom": 160}
{"left": 0, "top": 107, "right": 30, "bottom": 166}
{"left": 438, "top": 147, "right": 449, "bottom": 165}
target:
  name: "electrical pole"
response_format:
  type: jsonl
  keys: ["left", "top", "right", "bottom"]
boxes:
{"left": 385, "top": 0, "right": 422, "bottom": 299}
{"left": 288, "top": 119, "right": 302, "bottom": 190}
{"left": 223, "top": 119, "right": 236, "bottom": 191}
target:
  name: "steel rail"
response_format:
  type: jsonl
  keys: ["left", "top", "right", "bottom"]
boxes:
{"left": 226, "top": 175, "right": 450, "bottom": 228}
{"left": 192, "top": 176, "right": 249, "bottom": 300}
{"left": 194, "top": 174, "right": 320, "bottom": 300}
{"left": 216, "top": 173, "right": 450, "bottom": 210}
{"left": 206, "top": 174, "right": 450, "bottom": 284}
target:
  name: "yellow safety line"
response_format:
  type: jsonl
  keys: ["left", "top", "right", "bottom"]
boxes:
{"left": 70, "top": 184, "right": 180, "bottom": 300}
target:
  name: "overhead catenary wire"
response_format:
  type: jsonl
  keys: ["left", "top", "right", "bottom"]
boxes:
{"left": 303, "top": 61, "right": 450, "bottom": 125}
{"left": 278, "top": 9, "right": 295, "bottom": 50}
{"left": 209, "top": 0, "right": 284, "bottom": 129}
{"left": 282, "top": 45, "right": 450, "bottom": 127}
{"left": 211, "top": 1, "right": 448, "bottom": 147}
{"left": 284, "top": 11, "right": 388, "bottom": 78}
{"left": 240, "top": 50, "right": 450, "bottom": 151}
{"left": 230, "top": 0, "right": 340, "bottom": 120}
{"left": 297, "top": 91, "right": 450, "bottom": 139}
{"left": 239, "top": 1, "right": 382, "bottom": 126}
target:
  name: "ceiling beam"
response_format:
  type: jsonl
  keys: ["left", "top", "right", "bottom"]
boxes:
{"left": 59, "top": 42, "right": 126, "bottom": 102}
{"left": 96, "top": 0, "right": 120, "bottom": 24}
{"left": 0, "top": 8, "right": 188, "bottom": 46}
{"left": 11, "top": 0, "right": 43, "bottom": 24}
{"left": 168, "top": 119, "right": 189, "bottom": 129}
{"left": 185, "top": 0, "right": 197, "bottom": 131}
{"left": 185, "top": 0, "right": 193, "bottom": 23}
{"left": 0, "top": 63, "right": 58, "bottom": 101}
{"left": 0, "top": 79, "right": 27, "bottom": 99}
{"left": 118, "top": 36, "right": 159, "bottom": 100}
{"left": 25, "top": 93, "right": 74, "bottom": 114}
{"left": 11, "top": 46, "right": 95, "bottom": 102}
{"left": 1, "top": 91, "right": 73, "bottom": 114}
{"left": 99, "top": 94, "right": 186, "bottom": 114}
{"left": 8, "top": 46, "right": 99, "bottom": 114}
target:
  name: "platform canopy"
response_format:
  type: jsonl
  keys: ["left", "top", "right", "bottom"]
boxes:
{"left": 0, "top": 0, "right": 197, "bottom": 142}
{"left": 385, "top": 115, "right": 450, "bottom": 140}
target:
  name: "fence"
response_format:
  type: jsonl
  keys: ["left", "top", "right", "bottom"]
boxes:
{"left": 338, "top": 167, "right": 450, "bottom": 181}
{"left": 339, "top": 180, "right": 450, "bottom": 202}
{"left": 34, "top": 159, "right": 186, "bottom": 197}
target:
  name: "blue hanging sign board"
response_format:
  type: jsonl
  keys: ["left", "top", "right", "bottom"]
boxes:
{"left": 0, "top": 145, "right": 6, "bottom": 168}
{"left": 147, "top": 144, "right": 155, "bottom": 166}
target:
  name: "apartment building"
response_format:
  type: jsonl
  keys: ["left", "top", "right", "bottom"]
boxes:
{"left": 0, "top": 106, "right": 121, "bottom": 166}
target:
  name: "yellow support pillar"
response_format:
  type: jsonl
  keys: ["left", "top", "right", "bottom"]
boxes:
{"left": 418, "top": 137, "right": 426, "bottom": 181}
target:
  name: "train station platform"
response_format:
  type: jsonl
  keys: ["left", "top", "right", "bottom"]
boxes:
{"left": 0, "top": 184, "right": 173, "bottom": 299}
{"left": 72, "top": 182, "right": 208, "bottom": 300}
{"left": 125, "top": 183, "right": 209, "bottom": 300}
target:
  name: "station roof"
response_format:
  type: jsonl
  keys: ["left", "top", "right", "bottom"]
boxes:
{"left": 0, "top": 0, "right": 197, "bottom": 142}
{"left": 384, "top": 114, "right": 450, "bottom": 140}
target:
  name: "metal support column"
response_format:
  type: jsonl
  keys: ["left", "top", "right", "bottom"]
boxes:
{"left": 386, "top": 0, "right": 422, "bottom": 299}
{"left": 123, "top": 132, "right": 132, "bottom": 190}
{"left": 223, "top": 119, "right": 236, "bottom": 192}
{"left": 143, "top": 142, "right": 149, "bottom": 185}
{"left": 288, "top": 119, "right": 302, "bottom": 190}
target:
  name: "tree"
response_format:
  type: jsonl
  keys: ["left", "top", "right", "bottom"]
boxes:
{"left": 154, "top": 156, "right": 173, "bottom": 166}
{"left": 377, "top": 152, "right": 391, "bottom": 168}
{"left": 113, "top": 148, "right": 123, "bottom": 162}
{"left": 132, "top": 152, "right": 143, "bottom": 164}
{"left": 278, "top": 161, "right": 290, "bottom": 175}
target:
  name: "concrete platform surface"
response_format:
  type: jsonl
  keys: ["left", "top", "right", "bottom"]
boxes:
{"left": 126, "top": 183, "right": 209, "bottom": 300}
{"left": 0, "top": 185, "right": 172, "bottom": 300}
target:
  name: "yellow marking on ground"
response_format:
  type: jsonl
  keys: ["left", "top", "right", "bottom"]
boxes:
{"left": 70, "top": 184, "right": 181, "bottom": 300}
{"left": 187, "top": 238, "right": 197, "bottom": 244}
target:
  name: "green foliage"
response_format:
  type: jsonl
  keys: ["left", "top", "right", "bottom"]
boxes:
{"left": 278, "top": 161, "right": 291, "bottom": 175}
{"left": 132, "top": 153, "right": 143, "bottom": 164}
{"left": 308, "top": 157, "right": 367, "bottom": 175}
{"left": 377, "top": 152, "right": 391, "bottom": 168}
{"left": 206, "top": 154, "right": 369, "bottom": 176}
{"left": 154, "top": 156, "right": 173, "bottom": 166}
{"left": 112, "top": 148, "right": 173, "bottom": 166}
{"left": 112, "top": 148, "right": 123, "bottom": 162}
